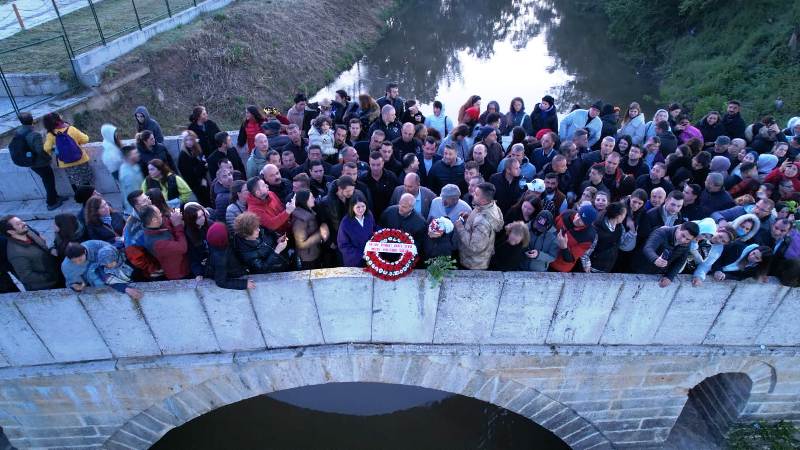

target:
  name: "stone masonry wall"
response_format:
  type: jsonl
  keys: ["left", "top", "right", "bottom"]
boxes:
{"left": 0, "top": 270, "right": 798, "bottom": 448}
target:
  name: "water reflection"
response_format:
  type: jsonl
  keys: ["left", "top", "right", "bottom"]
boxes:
{"left": 313, "top": 0, "right": 657, "bottom": 116}
{"left": 150, "top": 382, "right": 571, "bottom": 449}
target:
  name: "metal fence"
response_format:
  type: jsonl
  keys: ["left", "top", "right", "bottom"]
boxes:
{"left": 0, "top": 0, "right": 202, "bottom": 118}
{"left": 0, "top": 34, "right": 77, "bottom": 118}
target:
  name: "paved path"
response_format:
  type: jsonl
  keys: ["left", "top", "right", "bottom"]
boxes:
{"left": 0, "top": 0, "right": 106, "bottom": 40}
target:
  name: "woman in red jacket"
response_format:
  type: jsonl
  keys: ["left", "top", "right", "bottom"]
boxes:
{"left": 237, "top": 105, "right": 265, "bottom": 153}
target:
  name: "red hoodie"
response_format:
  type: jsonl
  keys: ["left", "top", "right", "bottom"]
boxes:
{"left": 247, "top": 191, "right": 290, "bottom": 233}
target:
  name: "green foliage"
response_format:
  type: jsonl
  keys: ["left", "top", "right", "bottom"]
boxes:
{"left": 597, "top": 0, "right": 800, "bottom": 124}
{"left": 726, "top": 420, "right": 800, "bottom": 449}
{"left": 425, "top": 256, "right": 457, "bottom": 286}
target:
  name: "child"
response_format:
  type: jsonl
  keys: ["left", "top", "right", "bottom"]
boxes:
{"left": 308, "top": 116, "right": 335, "bottom": 163}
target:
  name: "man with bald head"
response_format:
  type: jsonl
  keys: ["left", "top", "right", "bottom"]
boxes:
{"left": 393, "top": 122, "right": 421, "bottom": 160}
{"left": 331, "top": 146, "right": 368, "bottom": 178}
{"left": 369, "top": 104, "right": 402, "bottom": 142}
{"left": 379, "top": 192, "right": 427, "bottom": 248}
{"left": 389, "top": 172, "right": 436, "bottom": 219}
{"left": 260, "top": 163, "right": 292, "bottom": 202}
{"left": 246, "top": 133, "right": 271, "bottom": 178}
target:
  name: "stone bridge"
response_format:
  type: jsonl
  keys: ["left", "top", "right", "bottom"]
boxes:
{"left": 0, "top": 270, "right": 798, "bottom": 449}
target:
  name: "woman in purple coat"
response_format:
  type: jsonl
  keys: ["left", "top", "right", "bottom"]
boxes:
{"left": 337, "top": 192, "right": 376, "bottom": 267}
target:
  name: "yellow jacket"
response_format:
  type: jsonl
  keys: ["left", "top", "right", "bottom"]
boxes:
{"left": 43, "top": 125, "right": 90, "bottom": 168}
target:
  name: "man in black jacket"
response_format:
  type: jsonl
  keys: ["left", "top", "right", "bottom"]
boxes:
{"left": 489, "top": 157, "right": 523, "bottom": 213}
{"left": 380, "top": 193, "right": 427, "bottom": 247}
{"left": 634, "top": 221, "right": 699, "bottom": 287}
{"left": 376, "top": 82, "right": 405, "bottom": 118}
{"left": 418, "top": 137, "right": 442, "bottom": 189}
{"left": 637, "top": 190, "right": 686, "bottom": 247}
{"left": 368, "top": 105, "right": 402, "bottom": 143}
{"left": 208, "top": 131, "right": 245, "bottom": 180}
{"left": 722, "top": 100, "right": 747, "bottom": 140}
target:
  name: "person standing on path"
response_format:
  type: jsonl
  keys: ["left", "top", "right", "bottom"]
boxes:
{"left": 8, "top": 112, "right": 63, "bottom": 210}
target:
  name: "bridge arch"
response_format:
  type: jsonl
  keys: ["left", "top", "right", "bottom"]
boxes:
{"left": 104, "top": 355, "right": 614, "bottom": 450}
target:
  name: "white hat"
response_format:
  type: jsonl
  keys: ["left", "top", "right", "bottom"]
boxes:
{"left": 526, "top": 178, "right": 546, "bottom": 193}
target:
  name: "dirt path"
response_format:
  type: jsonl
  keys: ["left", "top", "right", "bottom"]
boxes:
{"left": 71, "top": 0, "right": 395, "bottom": 141}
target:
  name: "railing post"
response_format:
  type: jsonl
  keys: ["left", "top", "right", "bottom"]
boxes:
{"left": 164, "top": 0, "right": 172, "bottom": 17}
{"left": 191, "top": 0, "right": 196, "bottom": 7}
{"left": 62, "top": 35, "right": 79, "bottom": 81}
{"left": 50, "top": 0, "right": 74, "bottom": 56}
{"left": 86, "top": 0, "right": 106, "bottom": 45}
{"left": 131, "top": 0, "right": 142, "bottom": 30}
{"left": 0, "top": 64, "right": 20, "bottom": 118}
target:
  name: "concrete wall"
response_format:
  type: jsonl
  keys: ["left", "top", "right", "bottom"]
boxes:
{"left": 0, "top": 132, "right": 235, "bottom": 202}
{"left": 0, "top": 270, "right": 798, "bottom": 448}
{"left": 0, "top": 73, "right": 70, "bottom": 98}
{"left": 72, "top": 0, "right": 232, "bottom": 87}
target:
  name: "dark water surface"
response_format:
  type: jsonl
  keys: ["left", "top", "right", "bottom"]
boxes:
{"left": 313, "top": 0, "right": 658, "bottom": 116}
{"left": 150, "top": 382, "right": 572, "bottom": 449}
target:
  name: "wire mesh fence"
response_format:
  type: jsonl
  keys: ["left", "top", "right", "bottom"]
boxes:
{"left": 0, "top": 0, "right": 203, "bottom": 117}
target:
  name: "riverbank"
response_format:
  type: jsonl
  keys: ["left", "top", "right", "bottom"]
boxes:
{"left": 70, "top": 0, "right": 396, "bottom": 140}
{"left": 588, "top": 0, "right": 800, "bottom": 123}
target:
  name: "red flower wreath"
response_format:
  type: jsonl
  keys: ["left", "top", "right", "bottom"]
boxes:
{"left": 363, "top": 228, "right": 419, "bottom": 281}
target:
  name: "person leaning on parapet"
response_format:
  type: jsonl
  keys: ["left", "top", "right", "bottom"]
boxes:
{"left": 61, "top": 241, "right": 142, "bottom": 300}
{"left": 633, "top": 221, "right": 700, "bottom": 288}
{"left": 0, "top": 215, "right": 61, "bottom": 291}
{"left": 8, "top": 112, "right": 64, "bottom": 210}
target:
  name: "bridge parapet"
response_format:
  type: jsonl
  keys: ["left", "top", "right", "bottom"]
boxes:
{"left": 0, "top": 269, "right": 796, "bottom": 368}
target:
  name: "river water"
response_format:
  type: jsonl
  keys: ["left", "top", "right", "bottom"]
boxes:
{"left": 151, "top": 382, "right": 571, "bottom": 449}
{"left": 313, "top": 0, "right": 658, "bottom": 117}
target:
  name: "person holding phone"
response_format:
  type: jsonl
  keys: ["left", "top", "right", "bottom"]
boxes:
{"left": 232, "top": 212, "right": 289, "bottom": 274}
{"left": 634, "top": 221, "right": 700, "bottom": 287}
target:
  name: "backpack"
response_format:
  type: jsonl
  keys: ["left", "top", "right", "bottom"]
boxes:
{"left": 54, "top": 127, "right": 83, "bottom": 164}
{"left": 8, "top": 132, "right": 36, "bottom": 167}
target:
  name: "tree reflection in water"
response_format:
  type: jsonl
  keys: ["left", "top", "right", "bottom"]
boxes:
{"left": 315, "top": 0, "right": 657, "bottom": 114}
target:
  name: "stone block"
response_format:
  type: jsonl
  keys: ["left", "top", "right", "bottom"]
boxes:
{"left": 489, "top": 272, "right": 564, "bottom": 344}
{"left": 704, "top": 283, "right": 788, "bottom": 345}
{"left": 652, "top": 281, "right": 733, "bottom": 344}
{"left": 78, "top": 291, "right": 160, "bottom": 358}
{"left": 310, "top": 268, "right": 373, "bottom": 343}
{"left": 547, "top": 274, "right": 622, "bottom": 344}
{"left": 371, "top": 271, "right": 439, "bottom": 343}
{"left": 0, "top": 296, "right": 53, "bottom": 365}
{"left": 196, "top": 282, "right": 265, "bottom": 352}
{"left": 249, "top": 272, "right": 324, "bottom": 347}
{"left": 433, "top": 271, "right": 503, "bottom": 343}
{"left": 137, "top": 281, "right": 219, "bottom": 355}
{"left": 600, "top": 276, "right": 677, "bottom": 344}
{"left": 757, "top": 287, "right": 800, "bottom": 345}
{"left": 13, "top": 290, "right": 111, "bottom": 362}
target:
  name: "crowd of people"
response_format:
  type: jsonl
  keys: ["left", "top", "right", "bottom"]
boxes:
{"left": 4, "top": 83, "right": 800, "bottom": 298}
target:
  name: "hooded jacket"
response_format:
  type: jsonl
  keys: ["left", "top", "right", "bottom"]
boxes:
{"left": 525, "top": 211, "right": 558, "bottom": 271}
{"left": 530, "top": 102, "right": 558, "bottom": 137}
{"left": 559, "top": 109, "right": 602, "bottom": 148}
{"left": 764, "top": 163, "right": 800, "bottom": 192}
{"left": 246, "top": 149, "right": 269, "bottom": 179}
{"left": 550, "top": 210, "right": 597, "bottom": 272}
{"left": 455, "top": 200, "right": 504, "bottom": 269}
{"left": 134, "top": 106, "right": 164, "bottom": 143}
{"left": 43, "top": 123, "right": 90, "bottom": 168}
{"left": 100, "top": 124, "right": 123, "bottom": 174}
{"left": 142, "top": 223, "right": 189, "bottom": 280}
{"left": 642, "top": 110, "right": 669, "bottom": 146}
{"left": 710, "top": 242, "right": 766, "bottom": 280}
{"left": 425, "top": 107, "right": 454, "bottom": 140}
{"left": 618, "top": 113, "right": 646, "bottom": 146}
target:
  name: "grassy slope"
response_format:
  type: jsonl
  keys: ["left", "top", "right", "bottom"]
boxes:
{"left": 72, "top": 0, "right": 395, "bottom": 140}
{"left": 658, "top": 0, "right": 800, "bottom": 123}
{"left": 597, "top": 0, "right": 800, "bottom": 124}
{"left": 0, "top": 0, "right": 196, "bottom": 74}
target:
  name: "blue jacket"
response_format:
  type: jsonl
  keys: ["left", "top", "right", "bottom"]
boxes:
{"left": 559, "top": 109, "right": 602, "bottom": 148}
{"left": 425, "top": 110, "right": 454, "bottom": 139}
{"left": 337, "top": 212, "right": 376, "bottom": 267}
